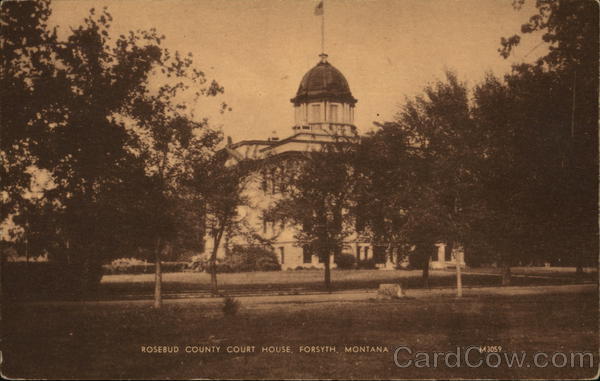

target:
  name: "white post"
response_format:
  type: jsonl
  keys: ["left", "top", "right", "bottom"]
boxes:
{"left": 454, "top": 245, "right": 462, "bottom": 297}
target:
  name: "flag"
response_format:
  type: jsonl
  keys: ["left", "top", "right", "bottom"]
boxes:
{"left": 314, "top": 0, "right": 323, "bottom": 15}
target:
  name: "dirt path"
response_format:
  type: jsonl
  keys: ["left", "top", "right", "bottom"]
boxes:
{"left": 21, "top": 283, "right": 597, "bottom": 308}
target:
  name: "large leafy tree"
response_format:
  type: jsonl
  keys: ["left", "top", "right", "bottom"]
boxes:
{"left": 471, "top": 73, "right": 542, "bottom": 284}
{"left": 353, "top": 123, "right": 417, "bottom": 267}
{"left": 1, "top": 0, "right": 57, "bottom": 224}
{"left": 189, "top": 149, "right": 250, "bottom": 295}
{"left": 388, "top": 72, "right": 478, "bottom": 290}
{"left": 270, "top": 139, "right": 356, "bottom": 291}
{"left": 498, "top": 0, "right": 598, "bottom": 274}
{"left": 1, "top": 1, "right": 225, "bottom": 300}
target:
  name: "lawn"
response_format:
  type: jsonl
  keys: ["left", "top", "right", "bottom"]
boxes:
{"left": 99, "top": 267, "right": 596, "bottom": 298}
{"left": 3, "top": 289, "right": 598, "bottom": 379}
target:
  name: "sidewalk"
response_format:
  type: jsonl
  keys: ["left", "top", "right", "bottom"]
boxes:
{"left": 22, "top": 283, "right": 597, "bottom": 308}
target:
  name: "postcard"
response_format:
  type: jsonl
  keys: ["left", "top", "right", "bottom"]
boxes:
{"left": 1, "top": 0, "right": 598, "bottom": 379}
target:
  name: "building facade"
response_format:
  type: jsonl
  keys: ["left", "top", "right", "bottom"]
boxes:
{"left": 207, "top": 54, "right": 465, "bottom": 270}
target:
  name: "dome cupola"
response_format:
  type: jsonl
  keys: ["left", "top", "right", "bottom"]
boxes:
{"left": 291, "top": 54, "right": 357, "bottom": 135}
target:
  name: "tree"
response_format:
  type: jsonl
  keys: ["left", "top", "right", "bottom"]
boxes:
{"left": 378, "top": 72, "right": 479, "bottom": 294}
{"left": 2, "top": 2, "right": 154, "bottom": 291}
{"left": 1, "top": 0, "right": 56, "bottom": 218}
{"left": 353, "top": 123, "right": 417, "bottom": 269}
{"left": 190, "top": 150, "right": 250, "bottom": 295}
{"left": 270, "top": 138, "right": 356, "bottom": 291}
{"left": 128, "top": 94, "right": 223, "bottom": 308}
{"left": 498, "top": 0, "right": 598, "bottom": 276}
{"left": 471, "top": 73, "right": 537, "bottom": 285}
{"left": 1, "top": 1, "right": 225, "bottom": 301}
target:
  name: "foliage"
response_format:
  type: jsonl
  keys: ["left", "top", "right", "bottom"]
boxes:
{"left": 1, "top": 0, "right": 57, "bottom": 217}
{"left": 1, "top": 1, "right": 226, "bottom": 298}
{"left": 358, "top": 72, "right": 478, "bottom": 285}
{"left": 357, "top": 258, "right": 376, "bottom": 270}
{"left": 293, "top": 266, "right": 321, "bottom": 271}
{"left": 189, "top": 151, "right": 252, "bottom": 292}
{"left": 191, "top": 246, "right": 280, "bottom": 273}
{"left": 353, "top": 123, "right": 416, "bottom": 262}
{"left": 102, "top": 258, "right": 187, "bottom": 275}
{"left": 489, "top": 0, "right": 598, "bottom": 270}
{"left": 222, "top": 296, "right": 241, "bottom": 316}
{"left": 269, "top": 138, "right": 357, "bottom": 289}
{"left": 334, "top": 253, "right": 357, "bottom": 270}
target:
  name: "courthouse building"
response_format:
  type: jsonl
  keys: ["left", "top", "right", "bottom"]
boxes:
{"left": 208, "top": 53, "right": 464, "bottom": 270}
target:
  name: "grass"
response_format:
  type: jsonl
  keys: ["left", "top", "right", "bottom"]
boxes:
{"left": 98, "top": 267, "right": 597, "bottom": 298}
{"left": 3, "top": 289, "right": 598, "bottom": 379}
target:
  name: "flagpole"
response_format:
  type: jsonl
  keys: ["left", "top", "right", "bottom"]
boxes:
{"left": 321, "top": 0, "right": 325, "bottom": 54}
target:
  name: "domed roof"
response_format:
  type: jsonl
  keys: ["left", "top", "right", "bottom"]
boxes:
{"left": 291, "top": 54, "right": 357, "bottom": 106}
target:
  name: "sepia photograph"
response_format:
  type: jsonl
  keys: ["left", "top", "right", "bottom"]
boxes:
{"left": 1, "top": 0, "right": 598, "bottom": 379}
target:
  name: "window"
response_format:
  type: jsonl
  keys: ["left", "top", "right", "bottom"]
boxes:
{"left": 445, "top": 245, "right": 452, "bottom": 262}
{"left": 310, "top": 104, "right": 321, "bottom": 123}
{"left": 329, "top": 104, "right": 338, "bottom": 123}
{"left": 432, "top": 245, "right": 440, "bottom": 261}
{"left": 356, "top": 246, "right": 361, "bottom": 259}
{"left": 279, "top": 247, "right": 285, "bottom": 264}
{"left": 262, "top": 216, "right": 273, "bottom": 234}
{"left": 303, "top": 245, "right": 312, "bottom": 264}
{"left": 364, "top": 246, "right": 369, "bottom": 259}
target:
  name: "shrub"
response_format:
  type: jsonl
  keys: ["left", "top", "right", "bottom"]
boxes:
{"left": 255, "top": 255, "right": 281, "bottom": 271}
{"left": 335, "top": 253, "right": 357, "bottom": 270}
{"left": 102, "top": 258, "right": 187, "bottom": 275}
{"left": 294, "top": 265, "right": 320, "bottom": 271}
{"left": 215, "top": 262, "right": 234, "bottom": 273}
{"left": 222, "top": 296, "right": 240, "bottom": 316}
{"left": 225, "top": 246, "right": 281, "bottom": 272}
{"left": 190, "top": 254, "right": 209, "bottom": 271}
{"left": 357, "top": 258, "right": 376, "bottom": 269}
{"left": 189, "top": 246, "right": 281, "bottom": 273}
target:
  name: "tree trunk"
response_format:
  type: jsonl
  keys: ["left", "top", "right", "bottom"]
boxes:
{"left": 455, "top": 251, "right": 463, "bottom": 298}
{"left": 421, "top": 250, "right": 430, "bottom": 289}
{"left": 210, "top": 229, "right": 224, "bottom": 296}
{"left": 501, "top": 263, "right": 511, "bottom": 286}
{"left": 154, "top": 237, "right": 163, "bottom": 309}
{"left": 448, "top": 242, "right": 462, "bottom": 297}
{"left": 210, "top": 249, "right": 218, "bottom": 295}
{"left": 324, "top": 252, "right": 331, "bottom": 292}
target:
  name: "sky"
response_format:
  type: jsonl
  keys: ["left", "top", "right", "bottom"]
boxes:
{"left": 48, "top": 0, "right": 547, "bottom": 142}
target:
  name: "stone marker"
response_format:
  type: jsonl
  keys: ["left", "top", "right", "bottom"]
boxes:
{"left": 377, "top": 283, "right": 406, "bottom": 299}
